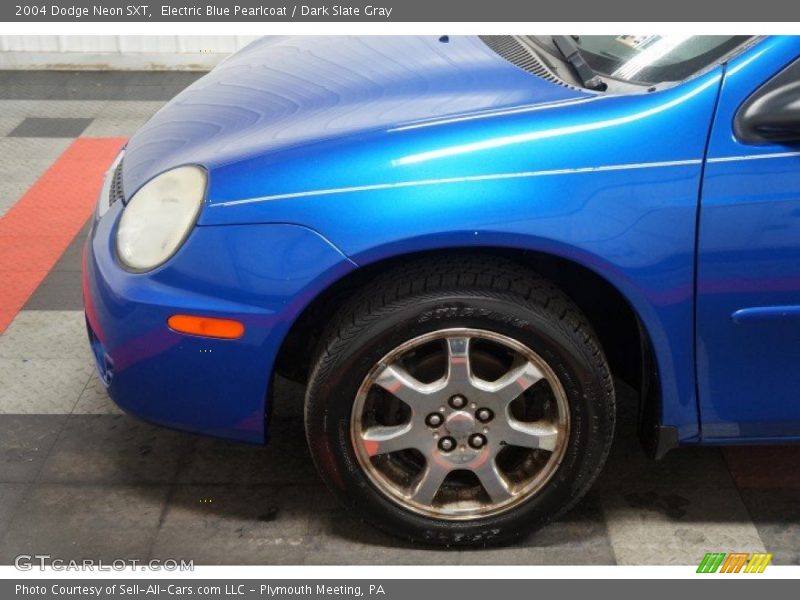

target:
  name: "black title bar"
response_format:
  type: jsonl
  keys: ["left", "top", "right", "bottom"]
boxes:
{"left": 3, "top": 0, "right": 800, "bottom": 22}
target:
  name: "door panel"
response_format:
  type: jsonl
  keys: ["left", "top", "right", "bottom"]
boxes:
{"left": 698, "top": 37, "right": 800, "bottom": 440}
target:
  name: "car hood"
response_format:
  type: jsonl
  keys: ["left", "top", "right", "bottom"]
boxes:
{"left": 121, "top": 35, "right": 587, "bottom": 200}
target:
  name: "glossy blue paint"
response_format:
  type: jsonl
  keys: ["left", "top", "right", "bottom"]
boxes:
{"left": 732, "top": 305, "right": 800, "bottom": 325}
{"left": 83, "top": 35, "right": 800, "bottom": 445}
{"left": 697, "top": 35, "right": 800, "bottom": 440}
{"left": 121, "top": 36, "right": 586, "bottom": 198}
{"left": 84, "top": 198, "right": 355, "bottom": 441}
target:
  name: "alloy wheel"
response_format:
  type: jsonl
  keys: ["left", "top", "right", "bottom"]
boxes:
{"left": 350, "top": 328, "right": 570, "bottom": 520}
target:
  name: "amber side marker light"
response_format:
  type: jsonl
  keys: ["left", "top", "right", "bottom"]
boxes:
{"left": 167, "top": 315, "right": 245, "bottom": 340}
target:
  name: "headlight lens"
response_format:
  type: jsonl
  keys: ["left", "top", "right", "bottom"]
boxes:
{"left": 116, "top": 165, "right": 206, "bottom": 271}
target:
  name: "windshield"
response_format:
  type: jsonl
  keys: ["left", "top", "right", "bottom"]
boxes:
{"left": 532, "top": 35, "right": 750, "bottom": 86}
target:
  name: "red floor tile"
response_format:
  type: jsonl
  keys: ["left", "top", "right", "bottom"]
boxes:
{"left": 0, "top": 236, "right": 69, "bottom": 272}
{"left": 0, "top": 309, "right": 16, "bottom": 334}
{"left": 0, "top": 137, "right": 125, "bottom": 333}
{"left": 723, "top": 445, "right": 800, "bottom": 489}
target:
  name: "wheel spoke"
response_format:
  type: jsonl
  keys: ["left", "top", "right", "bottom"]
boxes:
{"left": 476, "top": 361, "right": 544, "bottom": 406}
{"left": 409, "top": 461, "right": 449, "bottom": 505}
{"left": 374, "top": 364, "right": 438, "bottom": 407}
{"left": 497, "top": 418, "right": 559, "bottom": 451}
{"left": 473, "top": 458, "right": 513, "bottom": 503}
{"left": 361, "top": 423, "right": 416, "bottom": 456}
{"left": 445, "top": 336, "right": 472, "bottom": 386}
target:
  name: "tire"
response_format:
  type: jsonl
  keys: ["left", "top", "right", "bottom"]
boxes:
{"left": 304, "top": 254, "right": 615, "bottom": 547}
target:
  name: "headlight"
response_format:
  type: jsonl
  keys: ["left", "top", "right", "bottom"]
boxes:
{"left": 116, "top": 165, "right": 207, "bottom": 272}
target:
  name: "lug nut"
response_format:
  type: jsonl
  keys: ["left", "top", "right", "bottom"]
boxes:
{"left": 476, "top": 408, "right": 494, "bottom": 423}
{"left": 438, "top": 437, "right": 456, "bottom": 452}
{"left": 449, "top": 395, "right": 467, "bottom": 409}
{"left": 426, "top": 413, "right": 444, "bottom": 428}
{"left": 468, "top": 434, "right": 487, "bottom": 449}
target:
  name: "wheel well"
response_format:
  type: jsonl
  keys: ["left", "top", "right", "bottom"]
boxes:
{"left": 273, "top": 247, "right": 661, "bottom": 450}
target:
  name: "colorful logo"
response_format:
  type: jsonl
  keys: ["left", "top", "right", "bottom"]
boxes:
{"left": 697, "top": 552, "right": 773, "bottom": 573}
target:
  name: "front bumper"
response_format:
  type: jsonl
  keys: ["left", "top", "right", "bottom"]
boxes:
{"left": 82, "top": 201, "right": 354, "bottom": 443}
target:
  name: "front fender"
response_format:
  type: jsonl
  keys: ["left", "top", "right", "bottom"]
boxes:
{"left": 197, "top": 68, "right": 730, "bottom": 443}
{"left": 337, "top": 221, "right": 695, "bottom": 443}
{"left": 84, "top": 200, "right": 356, "bottom": 442}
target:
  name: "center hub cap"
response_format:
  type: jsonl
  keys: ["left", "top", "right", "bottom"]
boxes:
{"left": 444, "top": 410, "right": 475, "bottom": 437}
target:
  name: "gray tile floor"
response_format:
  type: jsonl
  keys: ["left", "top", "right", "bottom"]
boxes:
{"left": 0, "top": 70, "right": 798, "bottom": 566}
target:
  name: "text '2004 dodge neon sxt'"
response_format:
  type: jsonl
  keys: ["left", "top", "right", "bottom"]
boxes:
{"left": 84, "top": 35, "right": 800, "bottom": 545}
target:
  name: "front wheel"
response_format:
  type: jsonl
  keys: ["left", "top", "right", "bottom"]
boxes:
{"left": 304, "top": 255, "right": 615, "bottom": 546}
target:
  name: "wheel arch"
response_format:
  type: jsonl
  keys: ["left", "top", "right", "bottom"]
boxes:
{"left": 273, "top": 244, "right": 673, "bottom": 458}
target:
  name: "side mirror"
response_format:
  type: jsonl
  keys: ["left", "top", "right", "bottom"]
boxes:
{"left": 735, "top": 58, "right": 800, "bottom": 144}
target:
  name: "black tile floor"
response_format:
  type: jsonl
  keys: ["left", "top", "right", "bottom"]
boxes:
{"left": 9, "top": 117, "right": 93, "bottom": 138}
{"left": 0, "top": 70, "right": 204, "bottom": 101}
{"left": 0, "top": 377, "right": 792, "bottom": 565}
{"left": 0, "top": 396, "right": 617, "bottom": 565}
{"left": 24, "top": 220, "right": 89, "bottom": 311}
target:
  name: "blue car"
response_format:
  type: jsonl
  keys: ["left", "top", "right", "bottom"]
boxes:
{"left": 84, "top": 35, "right": 800, "bottom": 545}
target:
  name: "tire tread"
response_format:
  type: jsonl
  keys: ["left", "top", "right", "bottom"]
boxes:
{"left": 305, "top": 254, "right": 615, "bottom": 546}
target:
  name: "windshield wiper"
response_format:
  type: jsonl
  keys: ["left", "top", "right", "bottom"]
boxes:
{"left": 551, "top": 36, "right": 608, "bottom": 92}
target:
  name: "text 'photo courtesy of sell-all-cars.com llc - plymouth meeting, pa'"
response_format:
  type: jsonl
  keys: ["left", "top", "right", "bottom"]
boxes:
{"left": 86, "top": 34, "right": 800, "bottom": 546}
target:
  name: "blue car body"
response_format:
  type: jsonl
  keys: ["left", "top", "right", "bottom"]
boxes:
{"left": 84, "top": 35, "right": 800, "bottom": 449}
